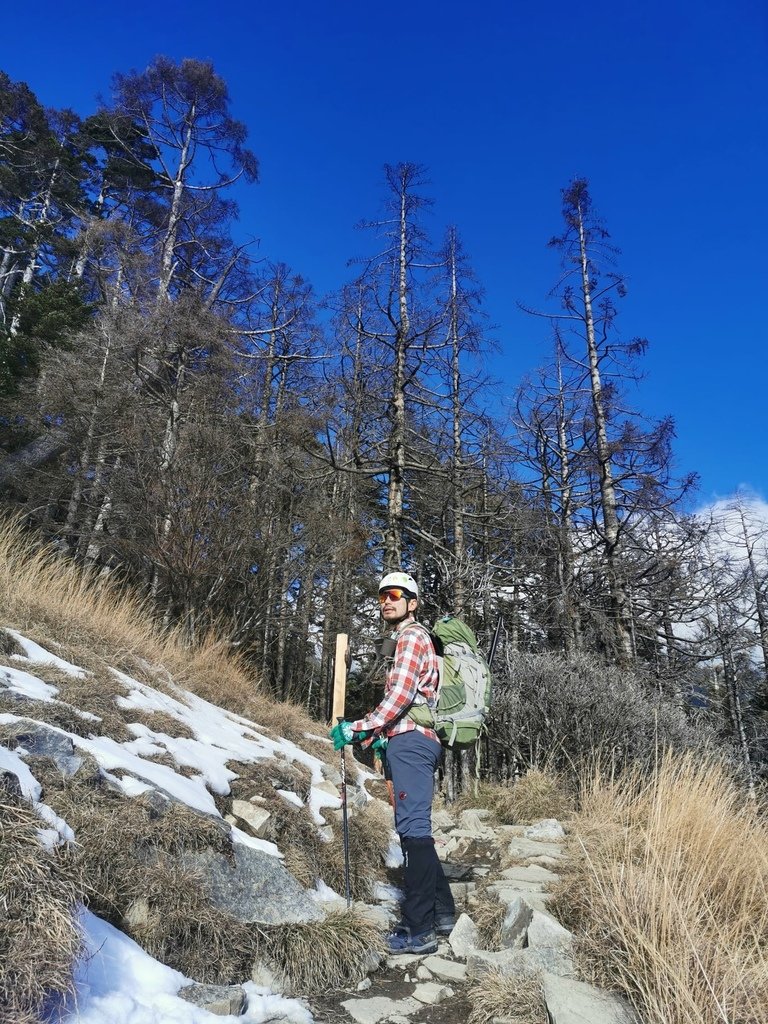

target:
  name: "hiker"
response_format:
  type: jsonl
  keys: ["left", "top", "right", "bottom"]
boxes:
{"left": 330, "top": 571, "right": 456, "bottom": 955}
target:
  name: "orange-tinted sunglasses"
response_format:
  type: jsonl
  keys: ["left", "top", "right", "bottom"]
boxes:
{"left": 378, "top": 588, "right": 409, "bottom": 603}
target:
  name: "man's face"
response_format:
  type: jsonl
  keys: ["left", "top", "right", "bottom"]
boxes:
{"left": 379, "top": 587, "right": 416, "bottom": 622}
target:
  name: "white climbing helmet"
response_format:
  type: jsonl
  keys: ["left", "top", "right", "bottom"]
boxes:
{"left": 378, "top": 571, "right": 419, "bottom": 599}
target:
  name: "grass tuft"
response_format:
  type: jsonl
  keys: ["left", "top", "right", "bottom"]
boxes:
{"left": 260, "top": 909, "right": 386, "bottom": 992}
{"left": 0, "top": 795, "right": 82, "bottom": 1022}
{"left": 466, "top": 971, "right": 546, "bottom": 1024}
{"left": 453, "top": 768, "right": 574, "bottom": 825}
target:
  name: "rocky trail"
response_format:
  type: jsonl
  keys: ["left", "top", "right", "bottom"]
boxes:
{"left": 305, "top": 810, "right": 637, "bottom": 1024}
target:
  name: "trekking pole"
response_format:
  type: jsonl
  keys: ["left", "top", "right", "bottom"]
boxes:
{"left": 337, "top": 715, "right": 352, "bottom": 909}
{"left": 332, "top": 634, "right": 352, "bottom": 908}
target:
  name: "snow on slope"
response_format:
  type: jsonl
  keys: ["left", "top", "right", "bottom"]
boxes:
{"left": 0, "top": 630, "right": 368, "bottom": 1023}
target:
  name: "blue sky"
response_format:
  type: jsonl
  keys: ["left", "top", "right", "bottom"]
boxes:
{"left": 3, "top": 0, "right": 766, "bottom": 504}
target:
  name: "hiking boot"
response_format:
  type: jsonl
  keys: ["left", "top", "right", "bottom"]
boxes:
{"left": 386, "top": 927, "right": 438, "bottom": 955}
{"left": 435, "top": 914, "right": 456, "bottom": 936}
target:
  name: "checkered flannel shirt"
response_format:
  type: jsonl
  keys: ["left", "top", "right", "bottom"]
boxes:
{"left": 351, "top": 619, "right": 439, "bottom": 743}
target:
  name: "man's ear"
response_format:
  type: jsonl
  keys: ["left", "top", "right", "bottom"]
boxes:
{"left": 407, "top": 597, "right": 418, "bottom": 614}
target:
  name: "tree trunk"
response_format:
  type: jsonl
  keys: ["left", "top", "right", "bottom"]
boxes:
{"left": 575, "top": 202, "right": 633, "bottom": 662}
{"left": 384, "top": 175, "right": 410, "bottom": 570}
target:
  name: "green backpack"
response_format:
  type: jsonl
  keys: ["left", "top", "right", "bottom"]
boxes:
{"left": 406, "top": 616, "right": 493, "bottom": 748}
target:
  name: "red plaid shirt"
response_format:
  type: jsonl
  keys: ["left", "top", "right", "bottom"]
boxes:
{"left": 351, "top": 619, "right": 439, "bottom": 743}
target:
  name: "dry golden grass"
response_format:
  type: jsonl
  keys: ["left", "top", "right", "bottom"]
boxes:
{"left": 260, "top": 909, "right": 386, "bottom": 993}
{"left": 0, "top": 516, "right": 391, "bottom": 996}
{"left": 470, "top": 889, "right": 507, "bottom": 951}
{"left": 0, "top": 795, "right": 82, "bottom": 1023}
{"left": 0, "top": 515, "right": 261, "bottom": 714}
{"left": 453, "top": 768, "right": 574, "bottom": 825}
{"left": 555, "top": 752, "right": 768, "bottom": 1024}
{"left": 128, "top": 859, "right": 254, "bottom": 984}
{"left": 466, "top": 971, "right": 546, "bottom": 1024}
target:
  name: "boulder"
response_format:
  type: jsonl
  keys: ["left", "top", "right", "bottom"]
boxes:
{"left": 524, "top": 819, "right": 565, "bottom": 842}
{"left": 527, "top": 909, "right": 574, "bottom": 949}
{"left": 431, "top": 808, "right": 456, "bottom": 830}
{"left": 340, "top": 995, "right": 421, "bottom": 1024}
{"left": 499, "top": 896, "right": 534, "bottom": 949}
{"left": 3, "top": 719, "right": 83, "bottom": 777}
{"left": 230, "top": 800, "right": 271, "bottom": 837}
{"left": 313, "top": 780, "right": 340, "bottom": 797}
{"left": 181, "top": 844, "right": 322, "bottom": 925}
{"left": 500, "top": 864, "right": 559, "bottom": 885}
{"left": 506, "top": 837, "right": 564, "bottom": 860}
{"left": 351, "top": 901, "right": 394, "bottom": 930}
{"left": 178, "top": 983, "right": 246, "bottom": 1016}
{"left": 458, "top": 808, "right": 493, "bottom": 831}
{"left": 448, "top": 912, "right": 479, "bottom": 959}
{"left": 320, "top": 763, "right": 342, "bottom": 786}
{"left": 422, "top": 955, "right": 468, "bottom": 983}
{"left": 412, "top": 982, "right": 453, "bottom": 1005}
{"left": 467, "top": 945, "right": 575, "bottom": 980}
{"left": 543, "top": 972, "right": 639, "bottom": 1024}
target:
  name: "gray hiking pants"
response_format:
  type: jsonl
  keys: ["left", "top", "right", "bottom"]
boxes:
{"left": 387, "top": 729, "right": 441, "bottom": 839}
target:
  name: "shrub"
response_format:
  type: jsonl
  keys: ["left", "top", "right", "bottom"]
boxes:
{"left": 488, "top": 651, "right": 717, "bottom": 780}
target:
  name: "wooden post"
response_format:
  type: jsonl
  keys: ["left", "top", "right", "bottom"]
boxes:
{"left": 331, "top": 633, "right": 349, "bottom": 723}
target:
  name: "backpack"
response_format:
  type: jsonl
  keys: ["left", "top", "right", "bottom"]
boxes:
{"left": 405, "top": 615, "right": 493, "bottom": 748}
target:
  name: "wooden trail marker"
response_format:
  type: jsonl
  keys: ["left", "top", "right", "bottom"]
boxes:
{"left": 331, "top": 633, "right": 349, "bottom": 723}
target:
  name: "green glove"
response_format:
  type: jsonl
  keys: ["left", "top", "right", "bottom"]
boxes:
{"left": 329, "top": 720, "right": 355, "bottom": 751}
{"left": 371, "top": 735, "right": 388, "bottom": 755}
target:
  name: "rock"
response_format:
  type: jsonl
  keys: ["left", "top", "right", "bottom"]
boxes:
{"left": 352, "top": 902, "right": 393, "bottom": 930}
{"left": 496, "top": 889, "right": 551, "bottom": 914}
{"left": 3, "top": 720, "right": 83, "bottom": 777}
{"left": 415, "top": 965, "right": 433, "bottom": 980}
{"left": 422, "top": 955, "right": 468, "bottom": 983}
{"left": 181, "top": 844, "right": 322, "bottom": 925}
{"left": 453, "top": 820, "right": 495, "bottom": 841}
{"left": 349, "top": 784, "right": 369, "bottom": 811}
{"left": 432, "top": 808, "right": 455, "bottom": 830}
{"left": 387, "top": 952, "right": 428, "bottom": 969}
{"left": 467, "top": 946, "right": 575, "bottom": 981}
{"left": 529, "top": 854, "right": 562, "bottom": 867}
{"left": 448, "top": 912, "right": 479, "bottom": 959}
{"left": 466, "top": 947, "right": 523, "bottom": 979}
{"left": 500, "top": 864, "right": 560, "bottom": 884}
{"left": 524, "top": 819, "right": 565, "bottom": 842}
{"left": 320, "top": 762, "right": 342, "bottom": 786}
{"left": 543, "top": 972, "right": 639, "bottom": 1023}
{"left": 178, "top": 983, "right": 246, "bottom": 1016}
{"left": 314, "top": 780, "right": 340, "bottom": 797}
{"left": 489, "top": 878, "right": 547, "bottom": 896}
{"left": 459, "top": 808, "right": 493, "bottom": 828}
{"left": 231, "top": 800, "right": 271, "bottom": 837}
{"left": 441, "top": 861, "right": 475, "bottom": 881}
{"left": 0, "top": 770, "right": 22, "bottom": 799}
{"left": 527, "top": 909, "right": 574, "bottom": 949}
{"left": 413, "top": 982, "right": 453, "bottom": 1004}
{"left": 449, "top": 881, "right": 476, "bottom": 904}
{"left": 499, "top": 896, "right": 534, "bottom": 949}
{"left": 506, "top": 837, "right": 564, "bottom": 860}
{"left": 356, "top": 977, "right": 372, "bottom": 992}
{"left": 340, "top": 995, "right": 421, "bottom": 1023}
